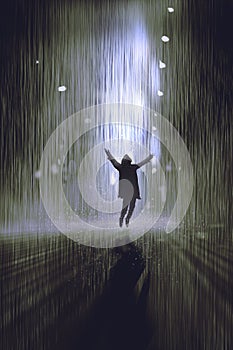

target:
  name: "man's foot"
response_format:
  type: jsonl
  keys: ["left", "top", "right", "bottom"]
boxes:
{"left": 125, "top": 217, "right": 129, "bottom": 227}
{"left": 119, "top": 217, "right": 123, "bottom": 227}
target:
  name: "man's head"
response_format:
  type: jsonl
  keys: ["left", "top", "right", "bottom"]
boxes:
{"left": 121, "top": 154, "right": 132, "bottom": 164}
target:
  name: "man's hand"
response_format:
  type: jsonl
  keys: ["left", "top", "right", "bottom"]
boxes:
{"left": 148, "top": 154, "right": 153, "bottom": 161}
{"left": 104, "top": 149, "right": 120, "bottom": 169}
{"left": 137, "top": 153, "right": 154, "bottom": 168}
{"left": 104, "top": 148, "right": 112, "bottom": 160}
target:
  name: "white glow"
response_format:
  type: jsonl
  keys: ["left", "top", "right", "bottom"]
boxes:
{"left": 157, "top": 90, "right": 164, "bottom": 97}
{"left": 132, "top": 25, "right": 148, "bottom": 64}
{"left": 58, "top": 85, "right": 67, "bottom": 92}
{"left": 102, "top": 16, "right": 160, "bottom": 107}
{"left": 168, "top": 7, "right": 175, "bottom": 13}
{"left": 39, "top": 105, "right": 194, "bottom": 245}
{"left": 159, "top": 60, "right": 166, "bottom": 69}
{"left": 36, "top": 60, "right": 39, "bottom": 64}
{"left": 161, "top": 35, "right": 170, "bottom": 43}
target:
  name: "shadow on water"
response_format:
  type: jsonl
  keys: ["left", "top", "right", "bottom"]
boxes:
{"left": 2, "top": 227, "right": 233, "bottom": 349}
{"left": 58, "top": 242, "right": 153, "bottom": 350}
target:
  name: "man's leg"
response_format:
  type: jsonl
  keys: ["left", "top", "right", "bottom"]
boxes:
{"left": 119, "top": 198, "right": 129, "bottom": 227}
{"left": 125, "top": 197, "right": 136, "bottom": 226}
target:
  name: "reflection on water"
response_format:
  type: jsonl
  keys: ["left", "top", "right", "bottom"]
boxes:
{"left": 1, "top": 227, "right": 233, "bottom": 349}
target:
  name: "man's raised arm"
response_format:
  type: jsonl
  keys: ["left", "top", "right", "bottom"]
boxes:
{"left": 104, "top": 148, "right": 120, "bottom": 169}
{"left": 137, "top": 154, "right": 153, "bottom": 168}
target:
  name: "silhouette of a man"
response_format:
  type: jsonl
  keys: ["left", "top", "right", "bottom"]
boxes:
{"left": 105, "top": 149, "right": 153, "bottom": 227}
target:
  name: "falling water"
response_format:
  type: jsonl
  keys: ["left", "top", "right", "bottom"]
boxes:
{"left": 0, "top": 0, "right": 232, "bottom": 349}
{"left": 0, "top": 0, "right": 179, "bottom": 235}
{"left": 1, "top": 0, "right": 231, "bottom": 234}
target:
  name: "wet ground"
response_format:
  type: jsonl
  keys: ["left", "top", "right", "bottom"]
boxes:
{"left": 1, "top": 225, "right": 232, "bottom": 350}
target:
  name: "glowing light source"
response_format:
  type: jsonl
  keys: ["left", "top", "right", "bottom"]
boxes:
{"left": 159, "top": 60, "right": 166, "bottom": 69}
{"left": 58, "top": 85, "right": 67, "bottom": 92}
{"left": 157, "top": 90, "right": 164, "bottom": 97}
{"left": 36, "top": 60, "right": 39, "bottom": 64}
{"left": 168, "top": 7, "right": 175, "bottom": 13}
{"left": 161, "top": 35, "right": 170, "bottom": 43}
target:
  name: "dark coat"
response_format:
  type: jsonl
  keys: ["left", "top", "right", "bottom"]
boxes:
{"left": 110, "top": 158, "right": 141, "bottom": 199}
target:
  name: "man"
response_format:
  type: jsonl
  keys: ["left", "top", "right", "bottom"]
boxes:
{"left": 105, "top": 148, "right": 153, "bottom": 227}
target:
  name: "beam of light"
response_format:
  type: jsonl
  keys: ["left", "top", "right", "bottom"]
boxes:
{"left": 161, "top": 35, "right": 170, "bottom": 43}
{"left": 103, "top": 22, "right": 152, "bottom": 107}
